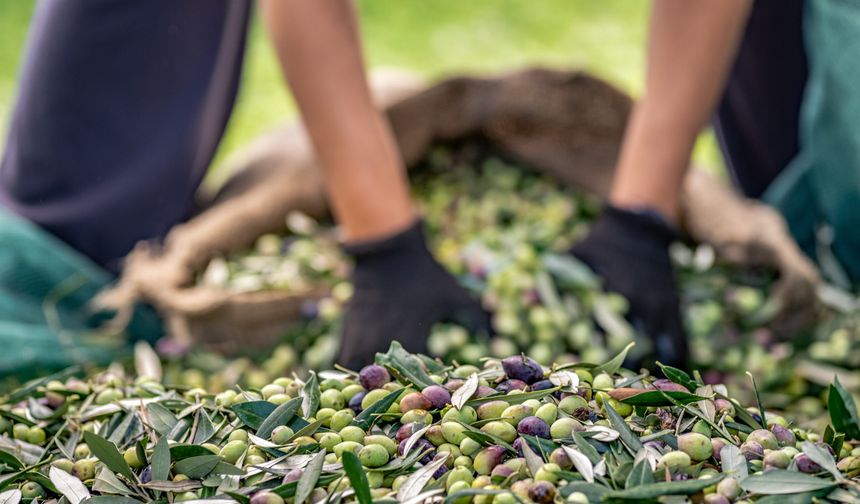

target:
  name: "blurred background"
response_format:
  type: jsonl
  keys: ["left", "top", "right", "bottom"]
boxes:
{"left": 0, "top": 0, "right": 722, "bottom": 184}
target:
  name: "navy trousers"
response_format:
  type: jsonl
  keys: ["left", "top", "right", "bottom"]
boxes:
{"left": 0, "top": 0, "right": 251, "bottom": 271}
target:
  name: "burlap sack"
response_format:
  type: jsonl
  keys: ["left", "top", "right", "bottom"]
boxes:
{"left": 97, "top": 68, "right": 819, "bottom": 353}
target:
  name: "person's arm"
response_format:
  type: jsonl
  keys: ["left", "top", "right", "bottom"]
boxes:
{"left": 258, "top": 0, "right": 415, "bottom": 242}
{"left": 610, "top": 0, "right": 752, "bottom": 223}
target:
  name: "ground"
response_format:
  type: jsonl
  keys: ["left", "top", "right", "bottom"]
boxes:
{"left": 0, "top": 1, "right": 722, "bottom": 185}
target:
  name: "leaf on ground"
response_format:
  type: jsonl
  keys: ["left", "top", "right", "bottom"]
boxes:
{"left": 173, "top": 455, "right": 222, "bottom": 479}
{"left": 294, "top": 450, "right": 325, "bottom": 504}
{"left": 375, "top": 341, "right": 436, "bottom": 389}
{"left": 397, "top": 453, "right": 448, "bottom": 502}
{"left": 50, "top": 466, "right": 91, "bottom": 504}
{"left": 92, "top": 467, "right": 133, "bottom": 496}
{"left": 257, "top": 397, "right": 302, "bottom": 440}
{"left": 341, "top": 451, "right": 373, "bottom": 504}
{"left": 83, "top": 431, "right": 135, "bottom": 481}
{"left": 151, "top": 435, "right": 171, "bottom": 483}
{"left": 740, "top": 470, "right": 836, "bottom": 495}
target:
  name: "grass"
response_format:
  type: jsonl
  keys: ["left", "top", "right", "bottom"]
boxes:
{"left": 0, "top": 1, "right": 721, "bottom": 186}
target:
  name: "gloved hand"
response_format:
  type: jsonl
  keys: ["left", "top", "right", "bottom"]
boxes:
{"left": 571, "top": 204, "right": 689, "bottom": 369}
{"left": 338, "top": 219, "right": 492, "bottom": 369}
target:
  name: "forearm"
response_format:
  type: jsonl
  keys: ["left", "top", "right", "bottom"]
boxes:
{"left": 259, "top": 0, "right": 415, "bottom": 241}
{"left": 610, "top": 0, "right": 752, "bottom": 222}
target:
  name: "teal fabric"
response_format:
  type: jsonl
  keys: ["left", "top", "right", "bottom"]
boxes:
{"left": 0, "top": 207, "right": 162, "bottom": 378}
{"left": 763, "top": 0, "right": 860, "bottom": 287}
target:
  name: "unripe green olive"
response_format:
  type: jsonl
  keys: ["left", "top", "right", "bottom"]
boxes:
{"left": 219, "top": 440, "right": 248, "bottom": 464}
{"left": 271, "top": 425, "right": 295, "bottom": 445}
{"left": 358, "top": 443, "right": 389, "bottom": 468}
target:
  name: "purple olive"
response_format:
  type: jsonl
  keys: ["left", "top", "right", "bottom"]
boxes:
{"left": 530, "top": 380, "right": 555, "bottom": 392}
{"left": 282, "top": 468, "right": 303, "bottom": 484}
{"left": 512, "top": 438, "right": 525, "bottom": 457}
{"left": 517, "top": 416, "right": 551, "bottom": 439}
{"left": 395, "top": 423, "right": 422, "bottom": 443}
{"left": 501, "top": 355, "right": 544, "bottom": 384}
{"left": 398, "top": 438, "right": 435, "bottom": 464}
{"left": 650, "top": 379, "right": 688, "bottom": 392}
{"left": 475, "top": 386, "right": 497, "bottom": 398}
{"left": 400, "top": 392, "right": 432, "bottom": 413}
{"left": 358, "top": 365, "right": 390, "bottom": 390}
{"left": 528, "top": 481, "right": 557, "bottom": 504}
{"left": 491, "top": 464, "right": 516, "bottom": 479}
{"left": 348, "top": 391, "right": 366, "bottom": 413}
{"left": 795, "top": 454, "right": 822, "bottom": 474}
{"left": 140, "top": 465, "right": 152, "bottom": 484}
{"left": 421, "top": 385, "right": 452, "bottom": 409}
{"left": 496, "top": 379, "right": 528, "bottom": 394}
{"left": 711, "top": 438, "right": 728, "bottom": 461}
{"left": 740, "top": 440, "right": 764, "bottom": 461}
{"left": 770, "top": 425, "right": 796, "bottom": 447}
{"left": 474, "top": 445, "right": 507, "bottom": 475}
{"left": 432, "top": 464, "right": 449, "bottom": 479}
{"left": 444, "top": 380, "right": 464, "bottom": 392}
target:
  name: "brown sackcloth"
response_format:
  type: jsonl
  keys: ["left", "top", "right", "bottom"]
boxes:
{"left": 96, "top": 68, "right": 819, "bottom": 353}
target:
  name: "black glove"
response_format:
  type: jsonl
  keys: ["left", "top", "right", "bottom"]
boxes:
{"left": 338, "top": 219, "right": 492, "bottom": 369}
{"left": 571, "top": 204, "right": 689, "bottom": 369}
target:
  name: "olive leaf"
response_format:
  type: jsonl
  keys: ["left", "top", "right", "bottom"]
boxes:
{"left": 397, "top": 453, "right": 448, "bottom": 502}
{"left": 92, "top": 467, "right": 133, "bottom": 496}
{"left": 151, "top": 435, "right": 171, "bottom": 482}
{"left": 375, "top": 341, "right": 436, "bottom": 389}
{"left": 257, "top": 397, "right": 302, "bottom": 440}
{"left": 592, "top": 342, "right": 635, "bottom": 376}
{"left": 341, "top": 451, "right": 373, "bottom": 504}
{"left": 350, "top": 389, "right": 401, "bottom": 431}
{"left": 173, "top": 455, "right": 222, "bottom": 479}
{"left": 401, "top": 425, "right": 431, "bottom": 458}
{"left": 82, "top": 498, "right": 145, "bottom": 504}
{"left": 0, "top": 450, "right": 23, "bottom": 470}
{"left": 801, "top": 441, "right": 842, "bottom": 480}
{"left": 562, "top": 446, "right": 595, "bottom": 483}
{"left": 300, "top": 372, "right": 320, "bottom": 419}
{"left": 720, "top": 444, "right": 748, "bottom": 481}
{"left": 604, "top": 475, "right": 724, "bottom": 500}
{"left": 294, "top": 450, "right": 325, "bottom": 504}
{"left": 519, "top": 436, "right": 544, "bottom": 478}
{"left": 828, "top": 377, "right": 860, "bottom": 440}
{"left": 543, "top": 253, "right": 599, "bottom": 290}
{"left": 451, "top": 373, "right": 478, "bottom": 410}
{"left": 230, "top": 401, "right": 277, "bottom": 430}
{"left": 145, "top": 403, "right": 178, "bottom": 436}
{"left": 82, "top": 431, "right": 135, "bottom": 482}
{"left": 140, "top": 480, "right": 203, "bottom": 492}
{"left": 192, "top": 409, "right": 216, "bottom": 445}
{"left": 558, "top": 481, "right": 610, "bottom": 501}
{"left": 602, "top": 402, "right": 640, "bottom": 452}
{"left": 548, "top": 370, "right": 579, "bottom": 391}
{"left": 572, "top": 431, "right": 601, "bottom": 464}
{"left": 746, "top": 372, "right": 768, "bottom": 429}
{"left": 465, "top": 387, "right": 558, "bottom": 408}
{"left": 0, "top": 489, "right": 21, "bottom": 504}
{"left": 618, "top": 390, "right": 708, "bottom": 407}
{"left": 656, "top": 363, "right": 698, "bottom": 392}
{"left": 133, "top": 341, "right": 162, "bottom": 382}
{"left": 49, "top": 466, "right": 91, "bottom": 504}
{"left": 740, "top": 470, "right": 836, "bottom": 495}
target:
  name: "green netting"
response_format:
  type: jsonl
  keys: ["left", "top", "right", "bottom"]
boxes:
{"left": 0, "top": 207, "right": 161, "bottom": 379}
{"left": 764, "top": 0, "right": 860, "bottom": 288}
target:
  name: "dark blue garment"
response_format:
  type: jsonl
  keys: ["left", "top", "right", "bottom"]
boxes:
{"left": 715, "top": 0, "right": 808, "bottom": 199}
{"left": 0, "top": 0, "right": 251, "bottom": 272}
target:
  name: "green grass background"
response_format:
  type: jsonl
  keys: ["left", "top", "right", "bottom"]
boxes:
{"left": 0, "top": 1, "right": 721, "bottom": 184}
